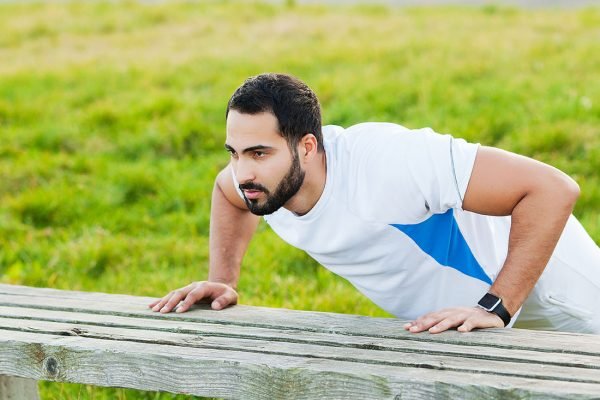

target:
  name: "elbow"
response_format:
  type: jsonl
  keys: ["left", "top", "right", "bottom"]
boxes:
{"left": 564, "top": 174, "right": 580, "bottom": 204}
{"left": 569, "top": 179, "right": 581, "bottom": 203}
{"left": 555, "top": 172, "right": 580, "bottom": 210}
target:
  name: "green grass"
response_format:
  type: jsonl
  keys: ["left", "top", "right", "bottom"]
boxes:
{"left": 1, "top": 1, "right": 599, "bottom": 398}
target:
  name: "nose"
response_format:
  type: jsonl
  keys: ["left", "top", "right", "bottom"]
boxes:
{"left": 234, "top": 158, "right": 256, "bottom": 185}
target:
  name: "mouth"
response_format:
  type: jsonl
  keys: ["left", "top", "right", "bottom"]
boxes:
{"left": 243, "top": 189, "right": 263, "bottom": 200}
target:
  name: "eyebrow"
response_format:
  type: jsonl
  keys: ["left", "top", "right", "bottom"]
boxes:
{"left": 224, "top": 144, "right": 273, "bottom": 154}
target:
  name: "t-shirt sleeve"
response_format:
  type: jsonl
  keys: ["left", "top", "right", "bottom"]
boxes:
{"left": 346, "top": 125, "right": 479, "bottom": 223}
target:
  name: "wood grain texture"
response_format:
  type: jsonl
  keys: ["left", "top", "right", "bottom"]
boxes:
{"left": 2, "top": 284, "right": 599, "bottom": 355}
{"left": 0, "top": 376, "right": 39, "bottom": 400}
{"left": 1, "top": 284, "right": 599, "bottom": 399}
{"left": 2, "top": 330, "right": 599, "bottom": 399}
{"left": 1, "top": 316, "right": 599, "bottom": 382}
{"left": 1, "top": 306, "right": 598, "bottom": 370}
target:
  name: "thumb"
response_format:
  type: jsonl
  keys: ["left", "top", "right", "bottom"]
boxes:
{"left": 211, "top": 291, "right": 238, "bottom": 310}
{"left": 457, "top": 320, "right": 474, "bottom": 332}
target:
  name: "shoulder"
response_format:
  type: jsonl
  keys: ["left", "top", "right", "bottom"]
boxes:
{"left": 215, "top": 164, "right": 249, "bottom": 210}
{"left": 333, "top": 122, "right": 413, "bottom": 147}
{"left": 326, "top": 123, "right": 479, "bottom": 223}
{"left": 322, "top": 122, "right": 419, "bottom": 163}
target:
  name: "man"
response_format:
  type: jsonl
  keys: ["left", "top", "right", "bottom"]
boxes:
{"left": 150, "top": 73, "right": 600, "bottom": 334}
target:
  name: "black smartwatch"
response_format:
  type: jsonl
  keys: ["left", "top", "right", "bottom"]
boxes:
{"left": 477, "top": 292, "right": 512, "bottom": 327}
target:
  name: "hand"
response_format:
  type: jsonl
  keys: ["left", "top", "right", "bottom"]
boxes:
{"left": 148, "top": 281, "right": 238, "bottom": 313}
{"left": 403, "top": 307, "right": 504, "bottom": 334}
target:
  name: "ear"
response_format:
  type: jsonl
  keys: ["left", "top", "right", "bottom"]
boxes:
{"left": 298, "top": 133, "right": 318, "bottom": 162}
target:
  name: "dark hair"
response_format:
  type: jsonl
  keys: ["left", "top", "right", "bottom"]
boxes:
{"left": 226, "top": 73, "right": 324, "bottom": 152}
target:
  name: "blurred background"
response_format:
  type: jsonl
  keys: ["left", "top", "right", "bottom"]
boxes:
{"left": 1, "top": 0, "right": 599, "bottom": 398}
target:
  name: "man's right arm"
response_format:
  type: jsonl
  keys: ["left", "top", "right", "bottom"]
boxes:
{"left": 149, "top": 165, "right": 260, "bottom": 313}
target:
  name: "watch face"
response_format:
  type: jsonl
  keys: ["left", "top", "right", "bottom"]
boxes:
{"left": 479, "top": 293, "right": 501, "bottom": 310}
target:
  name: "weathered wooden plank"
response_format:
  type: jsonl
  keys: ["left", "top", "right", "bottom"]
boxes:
{"left": 2, "top": 317, "right": 598, "bottom": 384}
{"left": 1, "top": 330, "right": 598, "bottom": 399}
{"left": 2, "top": 284, "right": 600, "bottom": 399}
{"left": 1, "top": 286, "right": 599, "bottom": 356}
{"left": 0, "top": 376, "right": 39, "bottom": 400}
{"left": 1, "top": 307, "right": 598, "bottom": 372}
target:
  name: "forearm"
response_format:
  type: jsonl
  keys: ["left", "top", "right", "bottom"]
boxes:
{"left": 490, "top": 180, "right": 579, "bottom": 316}
{"left": 208, "top": 181, "right": 260, "bottom": 289}
{"left": 406, "top": 147, "right": 581, "bottom": 334}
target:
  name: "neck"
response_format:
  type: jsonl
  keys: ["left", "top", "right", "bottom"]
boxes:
{"left": 284, "top": 151, "right": 327, "bottom": 216}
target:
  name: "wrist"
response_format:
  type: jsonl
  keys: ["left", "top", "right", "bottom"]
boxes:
{"left": 477, "top": 292, "right": 512, "bottom": 327}
{"left": 500, "top": 298, "right": 519, "bottom": 317}
{"left": 208, "top": 277, "right": 237, "bottom": 290}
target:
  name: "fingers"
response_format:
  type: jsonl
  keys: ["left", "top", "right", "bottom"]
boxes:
{"left": 403, "top": 308, "right": 459, "bottom": 333}
{"left": 404, "top": 307, "right": 504, "bottom": 334}
{"left": 457, "top": 320, "right": 475, "bottom": 333}
{"left": 429, "top": 314, "right": 467, "bottom": 333}
{"left": 148, "top": 299, "right": 160, "bottom": 308}
{"left": 159, "top": 288, "right": 191, "bottom": 313}
{"left": 149, "top": 294, "right": 171, "bottom": 312}
{"left": 149, "top": 281, "right": 239, "bottom": 314}
{"left": 176, "top": 283, "right": 214, "bottom": 313}
{"left": 149, "top": 283, "right": 195, "bottom": 313}
{"left": 458, "top": 311, "right": 503, "bottom": 332}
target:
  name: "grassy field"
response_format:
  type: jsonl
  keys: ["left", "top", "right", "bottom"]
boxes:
{"left": 1, "top": 1, "right": 599, "bottom": 398}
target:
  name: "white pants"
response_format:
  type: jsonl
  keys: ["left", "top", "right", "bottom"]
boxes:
{"left": 514, "top": 216, "right": 600, "bottom": 334}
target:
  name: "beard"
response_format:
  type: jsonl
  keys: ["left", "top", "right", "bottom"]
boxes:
{"left": 239, "top": 149, "right": 305, "bottom": 216}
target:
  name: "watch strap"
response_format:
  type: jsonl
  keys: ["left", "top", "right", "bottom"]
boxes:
{"left": 490, "top": 301, "right": 511, "bottom": 327}
{"left": 478, "top": 293, "right": 512, "bottom": 327}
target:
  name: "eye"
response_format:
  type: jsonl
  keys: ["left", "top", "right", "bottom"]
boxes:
{"left": 253, "top": 151, "right": 266, "bottom": 159}
{"left": 228, "top": 150, "right": 238, "bottom": 159}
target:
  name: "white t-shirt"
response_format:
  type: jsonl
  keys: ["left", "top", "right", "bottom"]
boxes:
{"left": 235, "top": 122, "right": 600, "bottom": 326}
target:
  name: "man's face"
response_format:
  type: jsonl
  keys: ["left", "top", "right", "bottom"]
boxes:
{"left": 226, "top": 110, "right": 305, "bottom": 216}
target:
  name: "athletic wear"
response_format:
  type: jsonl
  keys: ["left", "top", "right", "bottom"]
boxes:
{"left": 234, "top": 122, "right": 600, "bottom": 333}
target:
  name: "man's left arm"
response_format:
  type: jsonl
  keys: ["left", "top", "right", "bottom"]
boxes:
{"left": 405, "top": 145, "right": 580, "bottom": 333}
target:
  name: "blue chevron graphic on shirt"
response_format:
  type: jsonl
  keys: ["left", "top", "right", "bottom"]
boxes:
{"left": 390, "top": 209, "right": 492, "bottom": 285}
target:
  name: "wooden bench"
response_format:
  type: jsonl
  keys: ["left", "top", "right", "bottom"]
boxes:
{"left": 1, "top": 284, "right": 599, "bottom": 399}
